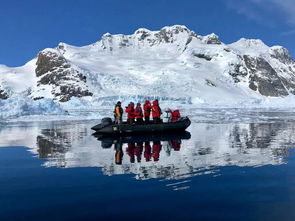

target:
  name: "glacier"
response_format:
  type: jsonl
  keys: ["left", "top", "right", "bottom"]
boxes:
{"left": 1, "top": 25, "right": 295, "bottom": 119}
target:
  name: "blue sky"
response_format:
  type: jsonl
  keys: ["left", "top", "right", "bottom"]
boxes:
{"left": 1, "top": 0, "right": 294, "bottom": 67}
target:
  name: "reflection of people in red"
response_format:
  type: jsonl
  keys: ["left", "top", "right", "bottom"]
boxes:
{"left": 170, "top": 140, "right": 181, "bottom": 151}
{"left": 152, "top": 141, "right": 162, "bottom": 162}
{"left": 115, "top": 142, "right": 123, "bottom": 165}
{"left": 144, "top": 141, "right": 152, "bottom": 162}
{"left": 134, "top": 142, "right": 143, "bottom": 162}
{"left": 126, "top": 143, "right": 135, "bottom": 163}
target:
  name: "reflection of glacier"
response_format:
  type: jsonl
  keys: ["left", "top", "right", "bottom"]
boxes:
{"left": 0, "top": 119, "right": 294, "bottom": 182}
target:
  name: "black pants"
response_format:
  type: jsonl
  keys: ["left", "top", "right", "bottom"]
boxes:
{"left": 144, "top": 116, "right": 150, "bottom": 123}
{"left": 153, "top": 117, "right": 161, "bottom": 123}
{"left": 136, "top": 118, "right": 144, "bottom": 124}
{"left": 127, "top": 118, "right": 135, "bottom": 124}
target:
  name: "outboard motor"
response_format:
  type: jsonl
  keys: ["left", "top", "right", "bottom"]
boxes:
{"left": 101, "top": 117, "right": 113, "bottom": 127}
{"left": 163, "top": 110, "right": 172, "bottom": 123}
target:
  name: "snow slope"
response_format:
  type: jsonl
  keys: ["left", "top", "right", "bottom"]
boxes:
{"left": 1, "top": 25, "right": 295, "bottom": 118}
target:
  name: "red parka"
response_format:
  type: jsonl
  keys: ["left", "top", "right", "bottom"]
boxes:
{"left": 171, "top": 140, "right": 181, "bottom": 151}
{"left": 152, "top": 141, "right": 162, "bottom": 162}
{"left": 135, "top": 107, "right": 143, "bottom": 119}
{"left": 144, "top": 142, "right": 152, "bottom": 162}
{"left": 143, "top": 100, "right": 152, "bottom": 117}
{"left": 126, "top": 143, "right": 135, "bottom": 163}
{"left": 134, "top": 143, "right": 143, "bottom": 162}
{"left": 169, "top": 109, "right": 181, "bottom": 122}
{"left": 125, "top": 104, "right": 135, "bottom": 119}
{"left": 152, "top": 100, "right": 161, "bottom": 118}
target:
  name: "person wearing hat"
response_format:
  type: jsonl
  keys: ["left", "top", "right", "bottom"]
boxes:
{"left": 135, "top": 103, "right": 144, "bottom": 124}
{"left": 152, "top": 100, "right": 162, "bottom": 123}
{"left": 114, "top": 101, "right": 123, "bottom": 124}
{"left": 143, "top": 100, "right": 152, "bottom": 123}
{"left": 125, "top": 102, "right": 135, "bottom": 124}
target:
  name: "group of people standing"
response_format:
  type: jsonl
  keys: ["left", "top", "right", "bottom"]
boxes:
{"left": 114, "top": 100, "right": 162, "bottom": 124}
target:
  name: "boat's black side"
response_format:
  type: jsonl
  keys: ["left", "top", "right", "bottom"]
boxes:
{"left": 91, "top": 117, "right": 191, "bottom": 135}
{"left": 93, "top": 131, "right": 191, "bottom": 148}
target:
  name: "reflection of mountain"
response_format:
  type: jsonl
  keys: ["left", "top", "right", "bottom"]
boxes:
{"left": 0, "top": 120, "right": 294, "bottom": 182}
{"left": 35, "top": 122, "right": 295, "bottom": 180}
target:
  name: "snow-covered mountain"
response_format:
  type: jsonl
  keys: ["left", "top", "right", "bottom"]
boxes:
{"left": 1, "top": 25, "right": 295, "bottom": 117}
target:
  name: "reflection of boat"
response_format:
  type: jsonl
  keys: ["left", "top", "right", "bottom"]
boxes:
{"left": 91, "top": 117, "right": 191, "bottom": 134}
{"left": 94, "top": 131, "right": 191, "bottom": 148}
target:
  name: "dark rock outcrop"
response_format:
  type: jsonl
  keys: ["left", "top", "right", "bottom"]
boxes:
{"left": 0, "top": 86, "right": 9, "bottom": 99}
{"left": 270, "top": 47, "right": 293, "bottom": 64}
{"left": 36, "top": 51, "right": 69, "bottom": 77}
{"left": 194, "top": 53, "right": 212, "bottom": 61}
{"left": 243, "top": 55, "right": 289, "bottom": 97}
{"left": 228, "top": 63, "right": 248, "bottom": 83}
{"left": 202, "top": 33, "right": 221, "bottom": 45}
{"left": 35, "top": 50, "right": 93, "bottom": 102}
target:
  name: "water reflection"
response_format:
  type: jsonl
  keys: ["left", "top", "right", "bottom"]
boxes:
{"left": 1, "top": 120, "right": 295, "bottom": 185}
{"left": 94, "top": 132, "right": 190, "bottom": 165}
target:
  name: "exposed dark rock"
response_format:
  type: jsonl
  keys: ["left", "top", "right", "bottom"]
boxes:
{"left": 135, "top": 29, "right": 151, "bottom": 41}
{"left": 56, "top": 85, "right": 93, "bottom": 102}
{"left": 0, "top": 89, "right": 9, "bottom": 99}
{"left": 194, "top": 53, "right": 212, "bottom": 61}
{"left": 0, "top": 85, "right": 9, "bottom": 99}
{"left": 243, "top": 55, "right": 289, "bottom": 97}
{"left": 36, "top": 51, "right": 68, "bottom": 77}
{"left": 33, "top": 96, "right": 44, "bottom": 101}
{"left": 35, "top": 50, "right": 93, "bottom": 102}
{"left": 185, "top": 36, "right": 193, "bottom": 46}
{"left": 205, "top": 79, "right": 216, "bottom": 87}
{"left": 154, "top": 26, "right": 196, "bottom": 44}
{"left": 203, "top": 34, "right": 221, "bottom": 45}
{"left": 270, "top": 47, "right": 293, "bottom": 64}
{"left": 228, "top": 64, "right": 248, "bottom": 83}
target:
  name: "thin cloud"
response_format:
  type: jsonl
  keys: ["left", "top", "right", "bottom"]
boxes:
{"left": 271, "top": 0, "right": 295, "bottom": 25}
{"left": 225, "top": 0, "right": 277, "bottom": 27}
{"left": 226, "top": 0, "right": 295, "bottom": 28}
{"left": 280, "top": 29, "right": 295, "bottom": 36}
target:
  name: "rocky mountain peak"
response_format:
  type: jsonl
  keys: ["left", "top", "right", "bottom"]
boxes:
{"left": 134, "top": 28, "right": 152, "bottom": 35}
{"left": 35, "top": 49, "right": 68, "bottom": 77}
{"left": 238, "top": 38, "right": 266, "bottom": 46}
{"left": 1, "top": 25, "right": 295, "bottom": 107}
{"left": 33, "top": 49, "right": 92, "bottom": 102}
{"left": 270, "top": 46, "right": 293, "bottom": 64}
{"left": 202, "top": 33, "right": 221, "bottom": 44}
{"left": 99, "top": 25, "right": 197, "bottom": 51}
{"left": 160, "top": 25, "right": 195, "bottom": 36}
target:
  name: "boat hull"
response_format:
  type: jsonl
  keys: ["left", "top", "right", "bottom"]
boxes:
{"left": 93, "top": 131, "right": 191, "bottom": 148}
{"left": 91, "top": 117, "right": 191, "bottom": 135}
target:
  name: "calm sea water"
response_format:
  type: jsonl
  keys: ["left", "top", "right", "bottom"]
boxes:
{"left": 1, "top": 109, "right": 295, "bottom": 221}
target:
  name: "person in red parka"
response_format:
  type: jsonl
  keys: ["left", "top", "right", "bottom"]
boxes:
{"left": 144, "top": 141, "right": 152, "bottom": 162}
{"left": 134, "top": 142, "right": 143, "bottom": 163}
{"left": 152, "top": 141, "right": 162, "bottom": 162}
{"left": 125, "top": 102, "right": 135, "bottom": 124}
{"left": 152, "top": 100, "right": 161, "bottom": 123}
{"left": 143, "top": 100, "right": 152, "bottom": 123}
{"left": 126, "top": 143, "right": 135, "bottom": 163}
{"left": 170, "top": 140, "right": 181, "bottom": 151}
{"left": 134, "top": 103, "right": 144, "bottom": 124}
{"left": 169, "top": 109, "right": 181, "bottom": 122}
